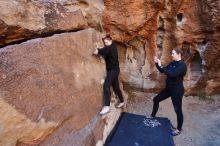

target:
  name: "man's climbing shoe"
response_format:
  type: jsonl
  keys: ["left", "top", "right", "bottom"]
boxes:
{"left": 99, "top": 106, "right": 110, "bottom": 115}
{"left": 116, "top": 102, "right": 124, "bottom": 108}
{"left": 171, "top": 128, "right": 182, "bottom": 136}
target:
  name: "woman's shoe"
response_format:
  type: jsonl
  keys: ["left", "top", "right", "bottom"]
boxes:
{"left": 116, "top": 102, "right": 124, "bottom": 108}
{"left": 171, "top": 128, "right": 182, "bottom": 136}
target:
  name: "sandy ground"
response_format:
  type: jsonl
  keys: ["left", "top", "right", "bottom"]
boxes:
{"left": 125, "top": 91, "right": 220, "bottom": 146}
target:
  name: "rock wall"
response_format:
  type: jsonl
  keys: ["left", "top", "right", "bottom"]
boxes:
{"left": 0, "top": 0, "right": 106, "bottom": 47}
{"left": 0, "top": 1, "right": 119, "bottom": 145}
{"left": 0, "top": 28, "right": 108, "bottom": 145}
{"left": 103, "top": 0, "right": 220, "bottom": 95}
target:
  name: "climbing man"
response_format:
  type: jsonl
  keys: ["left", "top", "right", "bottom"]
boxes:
{"left": 93, "top": 35, "right": 124, "bottom": 115}
{"left": 150, "top": 48, "right": 187, "bottom": 136}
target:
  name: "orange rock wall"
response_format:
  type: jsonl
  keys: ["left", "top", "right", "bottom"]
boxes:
{"left": 103, "top": 0, "right": 220, "bottom": 95}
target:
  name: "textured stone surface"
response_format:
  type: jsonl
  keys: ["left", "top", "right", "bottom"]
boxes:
{"left": 0, "top": 28, "right": 106, "bottom": 145}
{"left": 173, "top": 0, "right": 220, "bottom": 95}
{"left": 0, "top": 0, "right": 88, "bottom": 47}
{"left": 60, "top": 0, "right": 105, "bottom": 31}
{"left": 0, "top": 98, "right": 57, "bottom": 146}
{"left": 103, "top": 0, "right": 220, "bottom": 95}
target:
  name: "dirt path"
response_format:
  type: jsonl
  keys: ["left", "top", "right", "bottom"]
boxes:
{"left": 125, "top": 92, "right": 220, "bottom": 146}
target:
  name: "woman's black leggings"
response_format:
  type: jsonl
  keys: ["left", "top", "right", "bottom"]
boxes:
{"left": 151, "top": 86, "right": 184, "bottom": 130}
{"left": 103, "top": 69, "right": 124, "bottom": 106}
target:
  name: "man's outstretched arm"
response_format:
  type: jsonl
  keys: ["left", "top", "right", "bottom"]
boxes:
{"left": 93, "top": 46, "right": 108, "bottom": 56}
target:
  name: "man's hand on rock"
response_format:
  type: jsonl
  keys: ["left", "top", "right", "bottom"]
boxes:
{"left": 93, "top": 48, "right": 98, "bottom": 55}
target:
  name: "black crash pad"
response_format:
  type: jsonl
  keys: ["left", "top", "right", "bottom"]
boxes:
{"left": 105, "top": 112, "right": 175, "bottom": 146}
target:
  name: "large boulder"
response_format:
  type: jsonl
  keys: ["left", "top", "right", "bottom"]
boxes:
{"left": 0, "top": 0, "right": 88, "bottom": 47}
{"left": 0, "top": 28, "right": 107, "bottom": 145}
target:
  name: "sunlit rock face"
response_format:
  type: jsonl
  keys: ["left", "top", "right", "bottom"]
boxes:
{"left": 0, "top": 28, "right": 107, "bottom": 146}
{"left": 103, "top": 0, "right": 220, "bottom": 95}
{"left": 0, "top": 0, "right": 107, "bottom": 47}
{"left": 0, "top": 1, "right": 124, "bottom": 145}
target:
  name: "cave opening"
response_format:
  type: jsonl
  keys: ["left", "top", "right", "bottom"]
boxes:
{"left": 177, "top": 13, "right": 183, "bottom": 22}
{"left": 198, "top": 39, "right": 208, "bottom": 52}
{"left": 201, "top": 39, "right": 208, "bottom": 46}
